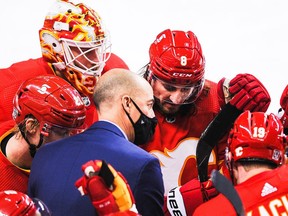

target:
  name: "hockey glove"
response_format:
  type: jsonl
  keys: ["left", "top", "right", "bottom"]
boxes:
{"left": 217, "top": 73, "right": 271, "bottom": 112}
{"left": 75, "top": 160, "right": 138, "bottom": 216}
{"left": 164, "top": 178, "right": 218, "bottom": 216}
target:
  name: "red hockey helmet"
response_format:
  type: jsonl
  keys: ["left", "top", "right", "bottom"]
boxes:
{"left": 227, "top": 111, "right": 286, "bottom": 166}
{"left": 12, "top": 75, "right": 86, "bottom": 136}
{"left": 0, "top": 190, "right": 51, "bottom": 216}
{"left": 39, "top": 0, "right": 111, "bottom": 96}
{"left": 147, "top": 29, "right": 205, "bottom": 103}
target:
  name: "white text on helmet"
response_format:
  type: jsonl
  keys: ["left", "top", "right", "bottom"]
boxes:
{"left": 180, "top": 56, "right": 187, "bottom": 66}
{"left": 155, "top": 33, "right": 166, "bottom": 44}
{"left": 172, "top": 73, "right": 193, "bottom": 78}
{"left": 252, "top": 126, "right": 266, "bottom": 138}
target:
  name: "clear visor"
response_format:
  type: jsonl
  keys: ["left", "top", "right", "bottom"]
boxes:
{"left": 151, "top": 75, "right": 204, "bottom": 105}
{"left": 61, "top": 36, "right": 111, "bottom": 76}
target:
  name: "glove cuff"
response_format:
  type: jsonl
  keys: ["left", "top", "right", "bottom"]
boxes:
{"left": 217, "top": 77, "right": 232, "bottom": 108}
{"left": 166, "top": 187, "right": 187, "bottom": 216}
{"left": 92, "top": 194, "right": 119, "bottom": 215}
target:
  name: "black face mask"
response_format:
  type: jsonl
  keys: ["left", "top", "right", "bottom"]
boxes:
{"left": 124, "top": 98, "right": 157, "bottom": 145}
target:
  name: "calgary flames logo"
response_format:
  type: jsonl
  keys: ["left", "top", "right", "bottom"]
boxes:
{"left": 150, "top": 137, "right": 216, "bottom": 194}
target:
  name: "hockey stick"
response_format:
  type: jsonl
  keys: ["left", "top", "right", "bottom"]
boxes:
{"left": 211, "top": 169, "right": 245, "bottom": 216}
{"left": 196, "top": 103, "right": 242, "bottom": 182}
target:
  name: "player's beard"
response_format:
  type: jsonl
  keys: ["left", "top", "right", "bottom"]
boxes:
{"left": 154, "top": 97, "right": 181, "bottom": 115}
{"left": 154, "top": 97, "right": 197, "bottom": 117}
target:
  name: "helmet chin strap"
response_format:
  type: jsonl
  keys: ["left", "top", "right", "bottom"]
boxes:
{"left": 20, "top": 130, "right": 44, "bottom": 158}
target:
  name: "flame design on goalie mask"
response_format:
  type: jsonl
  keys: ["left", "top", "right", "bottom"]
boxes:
{"left": 39, "top": 0, "right": 111, "bottom": 97}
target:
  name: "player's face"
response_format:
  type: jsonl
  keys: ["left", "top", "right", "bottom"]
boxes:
{"left": 150, "top": 78, "right": 194, "bottom": 115}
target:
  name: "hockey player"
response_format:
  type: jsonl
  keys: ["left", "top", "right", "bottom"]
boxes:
{"left": 0, "top": 75, "right": 86, "bottom": 193}
{"left": 193, "top": 111, "right": 287, "bottom": 215}
{"left": 0, "top": 0, "right": 129, "bottom": 127}
{"left": 138, "top": 29, "right": 271, "bottom": 195}
{"left": 138, "top": 29, "right": 271, "bottom": 216}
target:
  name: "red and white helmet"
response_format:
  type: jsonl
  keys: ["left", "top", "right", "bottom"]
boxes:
{"left": 147, "top": 29, "right": 205, "bottom": 103}
{"left": 39, "top": 0, "right": 111, "bottom": 96}
{"left": 227, "top": 111, "right": 287, "bottom": 166}
{"left": 12, "top": 75, "right": 86, "bottom": 136}
{"left": 0, "top": 190, "right": 51, "bottom": 216}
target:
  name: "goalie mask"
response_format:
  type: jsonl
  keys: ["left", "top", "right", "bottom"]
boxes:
{"left": 39, "top": 0, "right": 111, "bottom": 96}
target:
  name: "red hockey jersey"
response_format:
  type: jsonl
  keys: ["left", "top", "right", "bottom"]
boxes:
{"left": 0, "top": 53, "right": 129, "bottom": 127}
{"left": 140, "top": 80, "right": 226, "bottom": 194}
{"left": 0, "top": 120, "right": 30, "bottom": 193}
{"left": 194, "top": 165, "right": 288, "bottom": 216}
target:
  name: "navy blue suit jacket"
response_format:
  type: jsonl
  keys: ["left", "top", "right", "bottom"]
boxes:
{"left": 28, "top": 121, "right": 164, "bottom": 216}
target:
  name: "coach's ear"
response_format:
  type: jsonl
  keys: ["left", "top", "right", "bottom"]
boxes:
{"left": 121, "top": 95, "right": 133, "bottom": 112}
